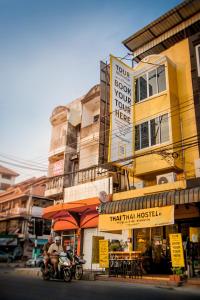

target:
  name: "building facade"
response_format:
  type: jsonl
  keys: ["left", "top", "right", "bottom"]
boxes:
{"left": 0, "top": 165, "right": 19, "bottom": 192}
{"left": 43, "top": 85, "right": 128, "bottom": 269}
{"left": 0, "top": 177, "right": 53, "bottom": 258}
{"left": 99, "top": 0, "right": 200, "bottom": 276}
{"left": 44, "top": 0, "right": 200, "bottom": 276}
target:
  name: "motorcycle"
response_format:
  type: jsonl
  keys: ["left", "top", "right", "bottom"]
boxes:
{"left": 41, "top": 252, "right": 72, "bottom": 282}
{"left": 66, "top": 250, "right": 86, "bottom": 280}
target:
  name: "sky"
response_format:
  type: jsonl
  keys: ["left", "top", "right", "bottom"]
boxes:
{"left": 0, "top": 0, "right": 182, "bottom": 182}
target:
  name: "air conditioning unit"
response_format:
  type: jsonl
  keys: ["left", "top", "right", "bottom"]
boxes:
{"left": 156, "top": 172, "right": 177, "bottom": 185}
{"left": 133, "top": 181, "right": 144, "bottom": 189}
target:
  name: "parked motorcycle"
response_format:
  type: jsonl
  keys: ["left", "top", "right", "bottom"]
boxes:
{"left": 72, "top": 254, "right": 86, "bottom": 280}
{"left": 66, "top": 250, "right": 86, "bottom": 280}
{"left": 41, "top": 252, "right": 72, "bottom": 282}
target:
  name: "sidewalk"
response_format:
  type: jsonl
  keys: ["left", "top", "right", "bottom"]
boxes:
{"left": 96, "top": 274, "right": 200, "bottom": 288}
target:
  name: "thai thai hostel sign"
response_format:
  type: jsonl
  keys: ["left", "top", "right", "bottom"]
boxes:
{"left": 99, "top": 205, "right": 174, "bottom": 231}
{"left": 108, "top": 55, "right": 134, "bottom": 166}
{"left": 169, "top": 233, "right": 185, "bottom": 268}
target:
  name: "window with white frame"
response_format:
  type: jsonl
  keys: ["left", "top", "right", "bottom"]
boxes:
{"left": 135, "top": 113, "right": 169, "bottom": 150}
{"left": 135, "top": 65, "right": 166, "bottom": 103}
{"left": 196, "top": 44, "right": 200, "bottom": 77}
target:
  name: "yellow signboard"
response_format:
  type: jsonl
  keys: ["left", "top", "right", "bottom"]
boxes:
{"left": 92, "top": 236, "right": 104, "bottom": 263}
{"left": 99, "top": 239, "right": 109, "bottom": 268}
{"left": 99, "top": 205, "right": 174, "bottom": 231}
{"left": 169, "top": 233, "right": 185, "bottom": 268}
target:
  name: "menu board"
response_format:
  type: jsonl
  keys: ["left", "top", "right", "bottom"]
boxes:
{"left": 99, "top": 239, "right": 109, "bottom": 268}
{"left": 92, "top": 236, "right": 104, "bottom": 264}
{"left": 169, "top": 233, "right": 185, "bottom": 268}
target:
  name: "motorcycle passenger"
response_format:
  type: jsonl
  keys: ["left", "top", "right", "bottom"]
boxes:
{"left": 48, "top": 236, "right": 64, "bottom": 277}
{"left": 43, "top": 236, "right": 53, "bottom": 274}
{"left": 66, "top": 245, "right": 73, "bottom": 258}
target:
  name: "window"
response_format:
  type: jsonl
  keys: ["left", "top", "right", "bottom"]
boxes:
{"left": 135, "top": 64, "right": 166, "bottom": 102}
{"left": 93, "top": 114, "right": 99, "bottom": 123}
{"left": 135, "top": 113, "right": 169, "bottom": 150}
{"left": 2, "top": 174, "right": 11, "bottom": 180}
{"left": 196, "top": 44, "right": 200, "bottom": 77}
{"left": 148, "top": 69, "right": 157, "bottom": 97}
{"left": 157, "top": 65, "right": 166, "bottom": 92}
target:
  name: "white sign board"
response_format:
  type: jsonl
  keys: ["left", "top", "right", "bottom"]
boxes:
{"left": 32, "top": 206, "right": 43, "bottom": 218}
{"left": 109, "top": 55, "right": 134, "bottom": 166}
{"left": 64, "top": 177, "right": 113, "bottom": 203}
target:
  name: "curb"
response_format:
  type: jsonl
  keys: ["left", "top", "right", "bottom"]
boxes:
{"left": 14, "top": 268, "right": 96, "bottom": 280}
{"left": 96, "top": 275, "right": 180, "bottom": 287}
{"left": 14, "top": 268, "right": 41, "bottom": 277}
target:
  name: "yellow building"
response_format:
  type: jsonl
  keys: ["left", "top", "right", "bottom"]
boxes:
{"left": 99, "top": 0, "right": 200, "bottom": 276}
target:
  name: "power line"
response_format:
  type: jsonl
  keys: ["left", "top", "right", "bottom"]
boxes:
{"left": 0, "top": 153, "right": 48, "bottom": 169}
{"left": 0, "top": 159, "right": 47, "bottom": 172}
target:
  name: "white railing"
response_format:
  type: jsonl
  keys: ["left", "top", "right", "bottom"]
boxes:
{"left": 45, "top": 177, "right": 64, "bottom": 196}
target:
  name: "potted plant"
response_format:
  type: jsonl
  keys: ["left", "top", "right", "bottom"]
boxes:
{"left": 169, "top": 267, "right": 184, "bottom": 282}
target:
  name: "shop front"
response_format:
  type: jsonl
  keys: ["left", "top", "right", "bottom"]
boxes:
{"left": 43, "top": 198, "right": 127, "bottom": 269}
{"left": 98, "top": 187, "right": 200, "bottom": 277}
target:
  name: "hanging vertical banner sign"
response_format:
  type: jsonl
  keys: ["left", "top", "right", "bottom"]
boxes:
{"left": 109, "top": 55, "right": 134, "bottom": 166}
{"left": 169, "top": 233, "right": 185, "bottom": 268}
{"left": 99, "top": 239, "right": 109, "bottom": 268}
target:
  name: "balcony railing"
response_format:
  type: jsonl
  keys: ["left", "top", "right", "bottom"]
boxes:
{"left": 64, "top": 165, "right": 108, "bottom": 188}
{"left": 45, "top": 176, "right": 64, "bottom": 197}
{"left": 49, "top": 136, "right": 66, "bottom": 154}
{"left": 80, "top": 123, "right": 100, "bottom": 139}
{"left": 0, "top": 207, "right": 28, "bottom": 218}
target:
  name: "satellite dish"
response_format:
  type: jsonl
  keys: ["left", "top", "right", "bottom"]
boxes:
{"left": 158, "top": 177, "right": 168, "bottom": 184}
{"left": 99, "top": 191, "right": 109, "bottom": 203}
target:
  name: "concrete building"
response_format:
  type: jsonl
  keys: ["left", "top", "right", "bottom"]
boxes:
{"left": 99, "top": 0, "right": 200, "bottom": 277}
{"left": 44, "top": 0, "right": 200, "bottom": 276}
{"left": 0, "top": 177, "right": 53, "bottom": 258}
{"left": 0, "top": 165, "right": 19, "bottom": 192}
{"left": 43, "top": 85, "right": 125, "bottom": 269}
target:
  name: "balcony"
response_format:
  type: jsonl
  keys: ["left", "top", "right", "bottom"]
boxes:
{"left": 0, "top": 207, "right": 28, "bottom": 219}
{"left": 48, "top": 137, "right": 66, "bottom": 157}
{"left": 80, "top": 123, "right": 99, "bottom": 146}
{"left": 45, "top": 177, "right": 64, "bottom": 197}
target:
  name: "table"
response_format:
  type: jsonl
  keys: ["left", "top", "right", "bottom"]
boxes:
{"left": 108, "top": 252, "right": 143, "bottom": 278}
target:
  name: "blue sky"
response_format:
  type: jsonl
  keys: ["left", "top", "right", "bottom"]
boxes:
{"left": 0, "top": 0, "right": 181, "bottom": 182}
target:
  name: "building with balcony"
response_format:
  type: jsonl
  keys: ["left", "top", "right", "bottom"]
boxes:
{"left": 0, "top": 177, "right": 53, "bottom": 258}
{"left": 44, "top": 0, "right": 200, "bottom": 275}
{"left": 98, "top": 0, "right": 200, "bottom": 276}
{"left": 0, "top": 165, "right": 19, "bottom": 192}
{"left": 43, "top": 85, "right": 125, "bottom": 269}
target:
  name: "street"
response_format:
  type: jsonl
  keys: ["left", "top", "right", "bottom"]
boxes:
{"left": 0, "top": 270, "right": 200, "bottom": 300}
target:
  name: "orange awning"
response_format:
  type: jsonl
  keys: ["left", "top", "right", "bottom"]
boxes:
{"left": 80, "top": 212, "right": 98, "bottom": 228}
{"left": 43, "top": 197, "right": 101, "bottom": 220}
{"left": 53, "top": 217, "right": 78, "bottom": 231}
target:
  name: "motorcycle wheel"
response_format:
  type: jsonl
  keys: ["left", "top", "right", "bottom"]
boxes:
{"left": 75, "top": 265, "right": 83, "bottom": 280}
{"left": 41, "top": 263, "right": 50, "bottom": 281}
{"left": 63, "top": 268, "right": 71, "bottom": 282}
{"left": 42, "top": 273, "right": 50, "bottom": 281}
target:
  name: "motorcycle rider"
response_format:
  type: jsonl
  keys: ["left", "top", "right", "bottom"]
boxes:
{"left": 42, "top": 235, "right": 53, "bottom": 274}
{"left": 48, "top": 236, "right": 64, "bottom": 277}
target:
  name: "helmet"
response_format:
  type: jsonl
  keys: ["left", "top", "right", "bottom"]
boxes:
{"left": 55, "top": 236, "right": 61, "bottom": 242}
